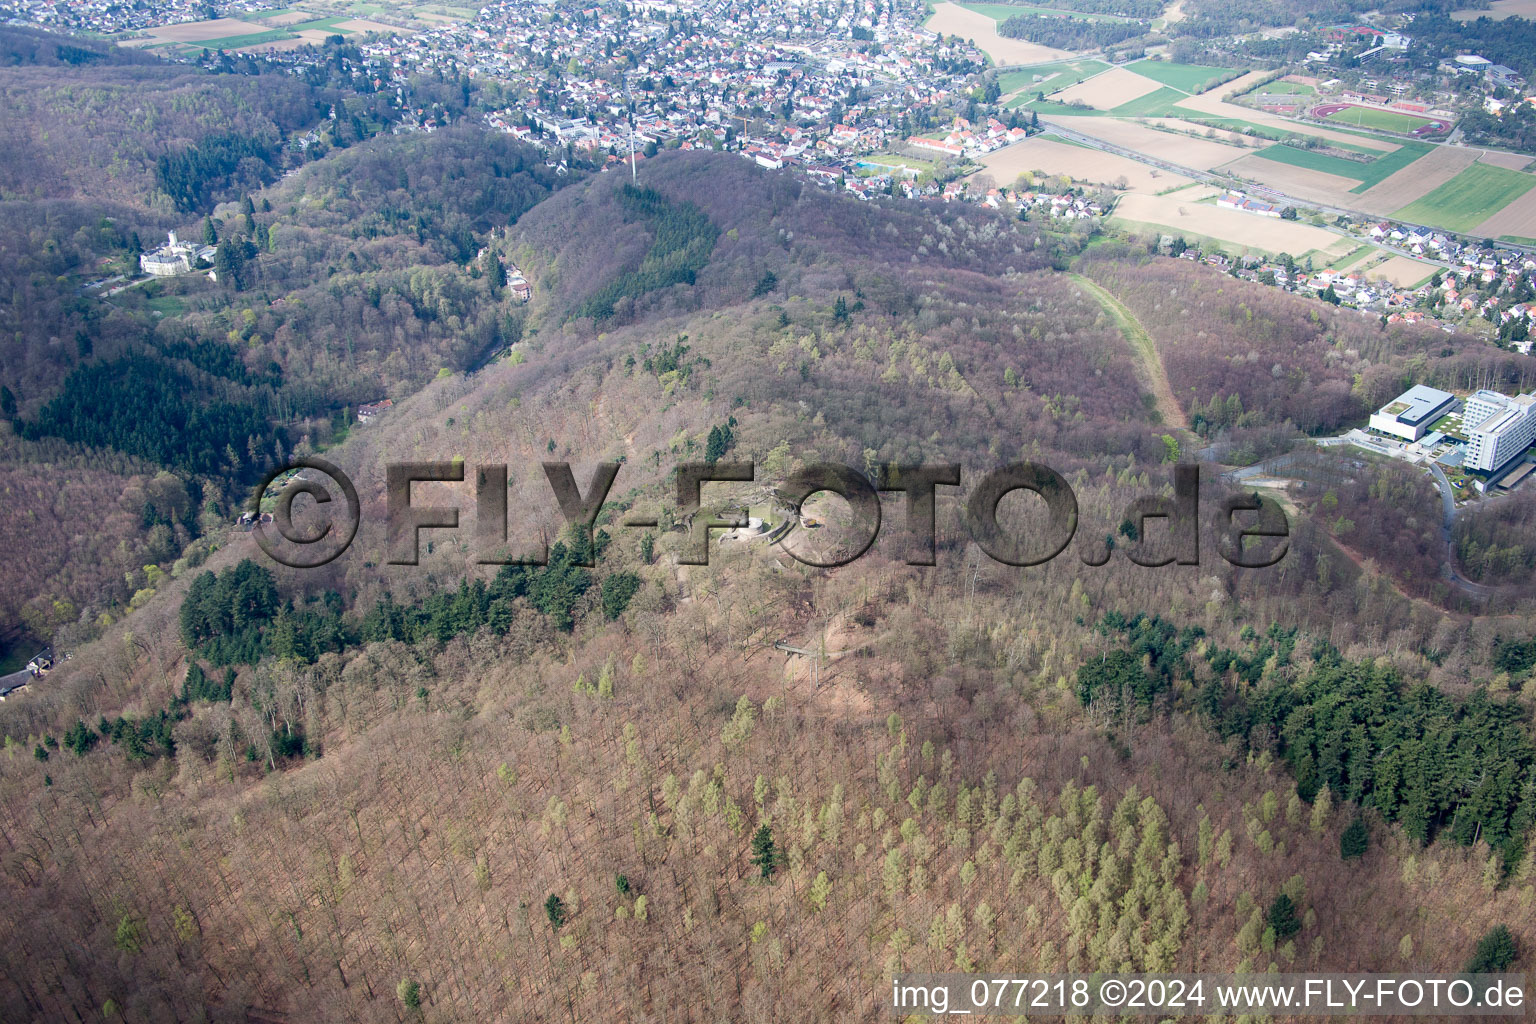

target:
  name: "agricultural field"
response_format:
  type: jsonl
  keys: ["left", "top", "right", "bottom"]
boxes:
{"left": 1125, "top": 59, "right": 1239, "bottom": 93}
{"left": 924, "top": 1, "right": 1075, "bottom": 64}
{"left": 999, "top": 59, "right": 1108, "bottom": 101}
{"left": 135, "top": 17, "right": 269, "bottom": 41}
{"left": 974, "top": 135, "right": 1195, "bottom": 191}
{"left": 1352, "top": 145, "right": 1480, "bottom": 214}
{"left": 1061, "top": 117, "right": 1253, "bottom": 170}
{"left": 1253, "top": 140, "right": 1434, "bottom": 193}
{"left": 1393, "top": 162, "right": 1536, "bottom": 233}
{"left": 1108, "top": 85, "right": 1189, "bottom": 118}
{"left": 1051, "top": 65, "right": 1161, "bottom": 108}
{"left": 1367, "top": 255, "right": 1440, "bottom": 287}
{"left": 119, "top": 8, "right": 415, "bottom": 53}
{"left": 1109, "top": 187, "right": 1346, "bottom": 256}
{"left": 1224, "top": 154, "right": 1364, "bottom": 208}
{"left": 1479, "top": 185, "right": 1536, "bottom": 241}
{"left": 1451, "top": 0, "right": 1536, "bottom": 19}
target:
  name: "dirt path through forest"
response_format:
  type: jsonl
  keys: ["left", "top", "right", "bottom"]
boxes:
{"left": 1068, "top": 272, "right": 1190, "bottom": 431}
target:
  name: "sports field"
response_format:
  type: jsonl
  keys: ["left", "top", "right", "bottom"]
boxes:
{"left": 1125, "top": 59, "right": 1238, "bottom": 93}
{"left": 1261, "top": 81, "right": 1316, "bottom": 95}
{"left": 1319, "top": 104, "right": 1449, "bottom": 136}
{"left": 1393, "top": 162, "right": 1536, "bottom": 232}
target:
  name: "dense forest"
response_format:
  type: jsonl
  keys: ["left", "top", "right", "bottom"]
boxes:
{"left": 1403, "top": 14, "right": 1536, "bottom": 80}
{"left": 1454, "top": 491, "right": 1536, "bottom": 589}
{"left": 576, "top": 185, "right": 721, "bottom": 323}
{"left": 998, "top": 13, "right": 1148, "bottom": 49}
{"left": 0, "top": 99, "right": 562, "bottom": 653}
{"left": 0, "top": 45, "right": 327, "bottom": 209}
{"left": 1012, "top": 0, "right": 1164, "bottom": 16}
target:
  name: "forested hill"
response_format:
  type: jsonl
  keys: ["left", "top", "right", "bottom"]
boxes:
{"left": 0, "top": 126, "right": 559, "bottom": 655}
{"left": 0, "top": 27, "right": 338, "bottom": 210}
{"left": 509, "top": 152, "right": 1067, "bottom": 327}
{"left": 0, "top": 24, "right": 160, "bottom": 68}
{"left": 1, "top": 147, "right": 1535, "bottom": 1020}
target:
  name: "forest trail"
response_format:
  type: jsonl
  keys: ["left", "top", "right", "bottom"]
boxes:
{"left": 1069, "top": 272, "right": 1190, "bottom": 432}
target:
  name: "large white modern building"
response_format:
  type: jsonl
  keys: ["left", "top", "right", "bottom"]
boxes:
{"left": 1368, "top": 385, "right": 1457, "bottom": 441}
{"left": 1463, "top": 390, "right": 1536, "bottom": 474}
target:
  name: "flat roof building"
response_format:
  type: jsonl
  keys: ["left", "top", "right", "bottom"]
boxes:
{"left": 1368, "top": 385, "right": 1457, "bottom": 441}
{"left": 1464, "top": 390, "right": 1536, "bottom": 474}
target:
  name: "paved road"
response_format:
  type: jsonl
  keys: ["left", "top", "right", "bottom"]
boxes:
{"left": 1226, "top": 433, "right": 1506, "bottom": 599}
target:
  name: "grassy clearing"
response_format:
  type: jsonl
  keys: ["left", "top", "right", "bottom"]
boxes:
{"left": 1324, "top": 106, "right": 1437, "bottom": 134}
{"left": 1000, "top": 59, "right": 1108, "bottom": 99}
{"left": 1069, "top": 273, "right": 1189, "bottom": 430}
{"left": 144, "top": 294, "right": 189, "bottom": 317}
{"left": 1392, "top": 163, "right": 1536, "bottom": 232}
{"left": 1255, "top": 140, "right": 1433, "bottom": 192}
{"left": 960, "top": 1, "right": 1136, "bottom": 21}
{"left": 1126, "top": 59, "right": 1238, "bottom": 93}
{"left": 1501, "top": 234, "right": 1536, "bottom": 244}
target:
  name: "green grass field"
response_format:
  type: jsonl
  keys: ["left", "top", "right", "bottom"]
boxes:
{"left": 1110, "top": 85, "right": 1188, "bottom": 117}
{"left": 1324, "top": 105, "right": 1436, "bottom": 134}
{"left": 1254, "top": 139, "right": 1433, "bottom": 192}
{"left": 1392, "top": 163, "right": 1536, "bottom": 232}
{"left": 1000, "top": 59, "right": 1108, "bottom": 100}
{"left": 191, "top": 29, "right": 294, "bottom": 49}
{"left": 856, "top": 153, "right": 938, "bottom": 176}
{"left": 960, "top": 1, "right": 1136, "bottom": 21}
{"left": 1167, "top": 107, "right": 1297, "bottom": 140}
{"left": 1126, "top": 59, "right": 1237, "bottom": 93}
{"left": 1259, "top": 80, "right": 1315, "bottom": 95}
{"left": 144, "top": 294, "right": 188, "bottom": 317}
